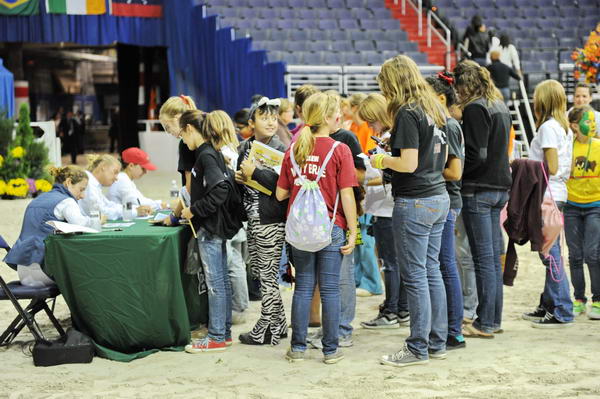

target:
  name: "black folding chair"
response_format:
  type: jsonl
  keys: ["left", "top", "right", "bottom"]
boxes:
{"left": 0, "top": 235, "right": 66, "bottom": 346}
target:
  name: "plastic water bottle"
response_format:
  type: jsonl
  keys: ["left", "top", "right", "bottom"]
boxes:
{"left": 89, "top": 201, "right": 102, "bottom": 231}
{"left": 122, "top": 199, "right": 134, "bottom": 222}
{"left": 170, "top": 180, "right": 179, "bottom": 198}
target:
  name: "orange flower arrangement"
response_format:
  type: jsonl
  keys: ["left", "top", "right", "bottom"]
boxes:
{"left": 572, "top": 23, "right": 600, "bottom": 83}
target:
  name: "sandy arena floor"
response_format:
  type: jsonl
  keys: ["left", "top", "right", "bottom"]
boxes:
{"left": 1, "top": 167, "right": 599, "bottom": 399}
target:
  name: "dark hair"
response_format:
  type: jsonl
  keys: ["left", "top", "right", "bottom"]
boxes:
{"left": 426, "top": 72, "right": 457, "bottom": 107}
{"left": 234, "top": 108, "right": 250, "bottom": 126}
{"left": 568, "top": 105, "right": 594, "bottom": 124}
{"left": 250, "top": 104, "right": 279, "bottom": 121}
{"left": 500, "top": 34, "right": 511, "bottom": 48}
{"left": 470, "top": 15, "right": 482, "bottom": 31}
{"left": 575, "top": 82, "right": 593, "bottom": 96}
{"left": 294, "top": 84, "right": 320, "bottom": 110}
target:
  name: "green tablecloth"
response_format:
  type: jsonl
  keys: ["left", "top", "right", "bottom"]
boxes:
{"left": 44, "top": 219, "right": 208, "bottom": 362}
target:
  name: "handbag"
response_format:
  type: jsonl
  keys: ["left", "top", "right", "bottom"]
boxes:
{"left": 539, "top": 162, "right": 565, "bottom": 282}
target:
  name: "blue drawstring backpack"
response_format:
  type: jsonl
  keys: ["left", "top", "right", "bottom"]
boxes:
{"left": 286, "top": 141, "right": 340, "bottom": 252}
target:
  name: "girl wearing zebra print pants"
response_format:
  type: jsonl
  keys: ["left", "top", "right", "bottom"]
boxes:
{"left": 235, "top": 97, "right": 289, "bottom": 345}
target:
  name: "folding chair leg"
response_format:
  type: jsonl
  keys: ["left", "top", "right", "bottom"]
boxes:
{"left": 42, "top": 300, "right": 66, "bottom": 337}
{"left": 0, "top": 313, "right": 26, "bottom": 346}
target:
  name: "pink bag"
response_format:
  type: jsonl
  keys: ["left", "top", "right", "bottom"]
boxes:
{"left": 540, "top": 163, "right": 563, "bottom": 256}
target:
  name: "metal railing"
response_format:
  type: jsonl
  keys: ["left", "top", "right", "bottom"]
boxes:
{"left": 285, "top": 64, "right": 444, "bottom": 98}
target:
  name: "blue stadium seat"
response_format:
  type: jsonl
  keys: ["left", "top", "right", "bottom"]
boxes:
{"left": 287, "top": 42, "right": 308, "bottom": 52}
{"left": 310, "top": 30, "right": 330, "bottom": 40}
{"left": 382, "top": 50, "right": 398, "bottom": 60}
{"left": 383, "top": 30, "right": 408, "bottom": 41}
{"left": 345, "top": 52, "right": 363, "bottom": 65}
{"left": 308, "top": 41, "right": 332, "bottom": 52}
{"left": 340, "top": 19, "right": 360, "bottom": 30}
{"left": 249, "top": 0, "right": 268, "bottom": 7}
{"left": 537, "top": 37, "right": 558, "bottom": 49}
{"left": 259, "top": 8, "right": 279, "bottom": 19}
{"left": 327, "top": 0, "right": 345, "bottom": 8}
{"left": 323, "top": 52, "right": 342, "bottom": 65}
{"left": 371, "top": 8, "right": 390, "bottom": 19}
{"left": 289, "top": 30, "right": 310, "bottom": 41}
{"left": 306, "top": 0, "right": 324, "bottom": 8}
{"left": 298, "top": 9, "right": 317, "bottom": 19}
{"left": 368, "top": 30, "right": 388, "bottom": 41}
{"left": 331, "top": 30, "right": 349, "bottom": 41}
{"left": 347, "top": 29, "right": 364, "bottom": 41}
{"left": 332, "top": 41, "right": 353, "bottom": 52}
{"left": 298, "top": 19, "right": 319, "bottom": 29}
{"left": 361, "top": 19, "right": 379, "bottom": 30}
{"left": 502, "top": 8, "right": 521, "bottom": 19}
{"left": 376, "top": 41, "right": 398, "bottom": 52}
{"left": 279, "top": 9, "right": 295, "bottom": 19}
{"left": 304, "top": 52, "right": 323, "bottom": 64}
{"left": 252, "top": 30, "right": 270, "bottom": 41}
{"left": 354, "top": 40, "right": 376, "bottom": 51}
{"left": 474, "top": 0, "right": 495, "bottom": 8}
{"left": 346, "top": 0, "right": 365, "bottom": 7}
{"left": 318, "top": 19, "right": 338, "bottom": 30}
{"left": 333, "top": 8, "right": 354, "bottom": 19}
{"left": 381, "top": 19, "right": 400, "bottom": 30}
{"left": 495, "top": 0, "right": 516, "bottom": 7}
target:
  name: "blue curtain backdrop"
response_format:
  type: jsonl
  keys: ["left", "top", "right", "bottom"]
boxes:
{"left": 0, "top": 0, "right": 286, "bottom": 115}
{"left": 0, "top": 59, "right": 14, "bottom": 118}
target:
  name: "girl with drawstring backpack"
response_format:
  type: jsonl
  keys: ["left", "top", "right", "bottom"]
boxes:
{"left": 522, "top": 80, "right": 574, "bottom": 328}
{"left": 565, "top": 105, "right": 600, "bottom": 320}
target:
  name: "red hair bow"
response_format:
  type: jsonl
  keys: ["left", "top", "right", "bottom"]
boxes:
{"left": 437, "top": 72, "right": 454, "bottom": 85}
{"left": 179, "top": 94, "right": 190, "bottom": 105}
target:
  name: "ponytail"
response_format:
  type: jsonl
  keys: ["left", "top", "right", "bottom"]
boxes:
{"left": 48, "top": 165, "right": 88, "bottom": 184}
{"left": 86, "top": 154, "right": 119, "bottom": 172}
{"left": 293, "top": 125, "right": 316, "bottom": 168}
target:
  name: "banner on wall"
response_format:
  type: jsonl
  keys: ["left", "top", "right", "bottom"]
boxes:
{"left": 46, "top": 0, "right": 106, "bottom": 15}
{"left": 0, "top": 0, "right": 39, "bottom": 15}
{"left": 110, "top": 0, "right": 162, "bottom": 18}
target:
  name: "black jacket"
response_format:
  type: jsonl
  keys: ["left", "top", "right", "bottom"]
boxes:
{"left": 237, "top": 135, "right": 288, "bottom": 225}
{"left": 461, "top": 98, "right": 512, "bottom": 194}
{"left": 486, "top": 60, "right": 520, "bottom": 89}
{"left": 503, "top": 159, "right": 548, "bottom": 286}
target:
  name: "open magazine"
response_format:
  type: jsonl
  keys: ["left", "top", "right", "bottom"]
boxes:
{"left": 244, "top": 140, "right": 284, "bottom": 196}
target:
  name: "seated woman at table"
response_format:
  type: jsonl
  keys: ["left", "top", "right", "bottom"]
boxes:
{"left": 5, "top": 165, "right": 102, "bottom": 287}
{"left": 79, "top": 154, "right": 153, "bottom": 220}
{"left": 107, "top": 147, "right": 166, "bottom": 211}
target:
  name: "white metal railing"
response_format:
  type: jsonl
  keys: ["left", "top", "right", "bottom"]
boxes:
{"left": 518, "top": 80, "right": 536, "bottom": 138}
{"left": 286, "top": 64, "right": 444, "bottom": 97}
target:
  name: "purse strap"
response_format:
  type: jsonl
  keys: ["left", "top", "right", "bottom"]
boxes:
{"left": 539, "top": 161, "right": 559, "bottom": 210}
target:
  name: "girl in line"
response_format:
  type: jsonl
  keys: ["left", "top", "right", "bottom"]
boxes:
{"left": 357, "top": 93, "right": 410, "bottom": 329}
{"left": 522, "top": 80, "right": 574, "bottom": 327}
{"left": 277, "top": 92, "right": 358, "bottom": 364}
{"left": 565, "top": 105, "right": 600, "bottom": 319}
{"left": 235, "top": 97, "right": 288, "bottom": 345}
{"left": 454, "top": 60, "right": 512, "bottom": 339}
{"left": 179, "top": 110, "right": 236, "bottom": 353}
{"left": 79, "top": 154, "right": 152, "bottom": 220}
{"left": 371, "top": 55, "right": 449, "bottom": 367}
{"left": 6, "top": 166, "right": 99, "bottom": 287}
{"left": 426, "top": 72, "right": 466, "bottom": 348}
{"left": 108, "top": 147, "right": 166, "bottom": 211}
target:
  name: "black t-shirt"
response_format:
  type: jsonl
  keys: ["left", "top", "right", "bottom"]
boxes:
{"left": 178, "top": 140, "right": 197, "bottom": 186}
{"left": 390, "top": 105, "right": 447, "bottom": 198}
{"left": 330, "top": 129, "right": 366, "bottom": 170}
{"left": 445, "top": 118, "right": 464, "bottom": 209}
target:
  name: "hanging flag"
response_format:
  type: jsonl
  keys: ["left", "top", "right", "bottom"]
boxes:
{"left": 46, "top": 0, "right": 106, "bottom": 15}
{"left": 111, "top": 0, "right": 162, "bottom": 18}
{"left": 0, "top": 0, "right": 39, "bottom": 15}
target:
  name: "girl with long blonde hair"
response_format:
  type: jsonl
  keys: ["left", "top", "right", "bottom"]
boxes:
{"left": 276, "top": 91, "right": 358, "bottom": 364}
{"left": 452, "top": 60, "right": 512, "bottom": 339}
{"left": 522, "top": 79, "right": 574, "bottom": 327}
{"left": 370, "top": 55, "right": 450, "bottom": 367}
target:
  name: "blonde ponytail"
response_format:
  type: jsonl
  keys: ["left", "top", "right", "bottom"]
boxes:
{"left": 48, "top": 165, "right": 88, "bottom": 184}
{"left": 86, "top": 154, "right": 119, "bottom": 172}
{"left": 293, "top": 125, "right": 316, "bottom": 168}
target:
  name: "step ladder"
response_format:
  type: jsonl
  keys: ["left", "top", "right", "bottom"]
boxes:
{"left": 508, "top": 80, "right": 536, "bottom": 159}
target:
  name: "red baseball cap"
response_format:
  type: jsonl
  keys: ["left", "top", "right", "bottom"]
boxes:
{"left": 122, "top": 147, "right": 157, "bottom": 171}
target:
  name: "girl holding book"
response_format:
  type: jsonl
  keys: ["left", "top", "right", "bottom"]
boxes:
{"left": 235, "top": 97, "right": 289, "bottom": 345}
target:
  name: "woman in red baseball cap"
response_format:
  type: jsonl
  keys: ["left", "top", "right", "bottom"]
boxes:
{"left": 108, "top": 147, "right": 166, "bottom": 212}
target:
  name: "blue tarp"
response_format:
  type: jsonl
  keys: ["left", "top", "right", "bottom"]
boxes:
{"left": 0, "top": 0, "right": 286, "bottom": 114}
{"left": 0, "top": 59, "right": 14, "bottom": 118}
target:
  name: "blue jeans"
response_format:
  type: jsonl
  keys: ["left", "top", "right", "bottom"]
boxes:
{"left": 564, "top": 204, "right": 600, "bottom": 302}
{"left": 339, "top": 253, "right": 355, "bottom": 338}
{"left": 227, "top": 228, "right": 249, "bottom": 313}
{"left": 393, "top": 193, "right": 450, "bottom": 358}
{"left": 197, "top": 228, "right": 232, "bottom": 342}
{"left": 539, "top": 239, "right": 574, "bottom": 322}
{"left": 462, "top": 190, "right": 509, "bottom": 334}
{"left": 291, "top": 226, "right": 345, "bottom": 355}
{"left": 372, "top": 216, "right": 408, "bottom": 314}
{"left": 455, "top": 214, "right": 478, "bottom": 320}
{"left": 354, "top": 214, "right": 384, "bottom": 295}
{"left": 439, "top": 208, "right": 464, "bottom": 338}
{"left": 499, "top": 87, "right": 510, "bottom": 103}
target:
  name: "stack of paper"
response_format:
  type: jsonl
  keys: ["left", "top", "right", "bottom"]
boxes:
{"left": 46, "top": 221, "right": 100, "bottom": 234}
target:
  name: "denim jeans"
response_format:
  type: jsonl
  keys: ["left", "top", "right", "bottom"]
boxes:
{"left": 499, "top": 87, "right": 511, "bottom": 103}
{"left": 539, "top": 239, "right": 574, "bottom": 322}
{"left": 197, "top": 228, "right": 232, "bottom": 342}
{"left": 462, "top": 190, "right": 509, "bottom": 334}
{"left": 564, "top": 204, "right": 600, "bottom": 303}
{"left": 372, "top": 216, "right": 408, "bottom": 314}
{"left": 227, "top": 228, "right": 249, "bottom": 313}
{"left": 291, "top": 225, "right": 345, "bottom": 355}
{"left": 354, "top": 214, "right": 384, "bottom": 295}
{"left": 439, "top": 208, "right": 464, "bottom": 338}
{"left": 339, "top": 253, "right": 355, "bottom": 338}
{"left": 455, "top": 214, "right": 478, "bottom": 320}
{"left": 393, "top": 193, "right": 450, "bottom": 358}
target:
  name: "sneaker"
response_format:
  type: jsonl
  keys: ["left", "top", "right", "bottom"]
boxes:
{"left": 361, "top": 313, "right": 400, "bottom": 329}
{"left": 573, "top": 300, "right": 586, "bottom": 316}
{"left": 356, "top": 288, "right": 373, "bottom": 297}
{"left": 397, "top": 311, "right": 410, "bottom": 324}
{"left": 447, "top": 335, "right": 466, "bottom": 350}
{"left": 185, "top": 337, "right": 227, "bottom": 353}
{"left": 531, "top": 312, "right": 574, "bottom": 328}
{"left": 380, "top": 344, "right": 429, "bottom": 368}
{"left": 285, "top": 347, "right": 305, "bottom": 363}
{"left": 324, "top": 350, "right": 345, "bottom": 364}
{"left": 428, "top": 349, "right": 447, "bottom": 360}
{"left": 588, "top": 302, "right": 600, "bottom": 320}
{"left": 522, "top": 306, "right": 546, "bottom": 321}
{"left": 310, "top": 334, "right": 353, "bottom": 349}
{"left": 226, "top": 337, "right": 233, "bottom": 347}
